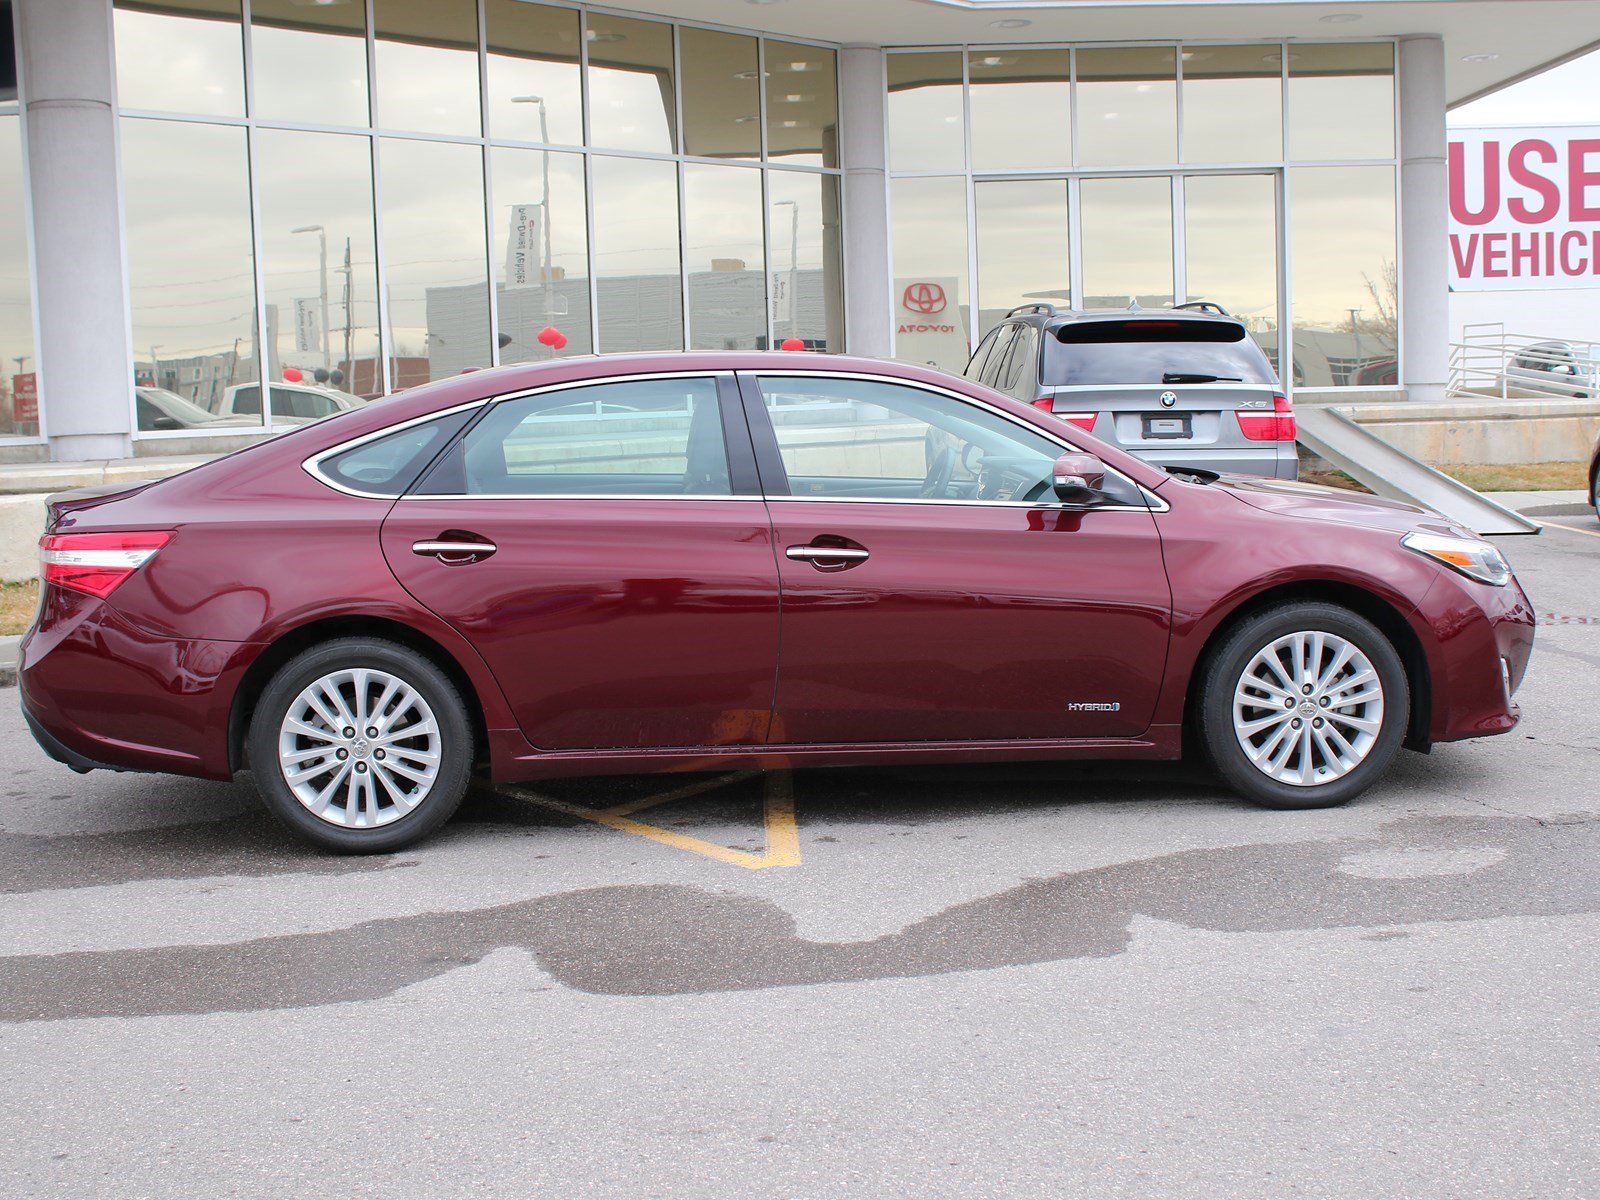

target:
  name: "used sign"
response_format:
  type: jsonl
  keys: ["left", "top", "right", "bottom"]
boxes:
{"left": 1449, "top": 125, "right": 1600, "bottom": 291}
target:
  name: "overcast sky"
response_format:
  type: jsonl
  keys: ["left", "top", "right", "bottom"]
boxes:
{"left": 1450, "top": 48, "right": 1600, "bottom": 127}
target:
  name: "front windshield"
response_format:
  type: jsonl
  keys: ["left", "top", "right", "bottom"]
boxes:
{"left": 140, "top": 388, "right": 220, "bottom": 424}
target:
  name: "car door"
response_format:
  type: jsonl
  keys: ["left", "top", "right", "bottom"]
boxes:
{"left": 741, "top": 371, "right": 1172, "bottom": 746}
{"left": 381, "top": 373, "right": 782, "bottom": 751}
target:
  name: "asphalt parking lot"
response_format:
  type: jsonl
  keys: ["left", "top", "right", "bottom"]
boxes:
{"left": 2, "top": 514, "right": 1598, "bottom": 1199}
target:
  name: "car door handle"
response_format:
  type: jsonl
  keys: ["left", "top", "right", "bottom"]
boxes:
{"left": 785, "top": 546, "right": 869, "bottom": 561}
{"left": 412, "top": 538, "right": 497, "bottom": 563}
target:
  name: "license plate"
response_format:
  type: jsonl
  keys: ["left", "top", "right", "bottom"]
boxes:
{"left": 1143, "top": 414, "right": 1191, "bottom": 439}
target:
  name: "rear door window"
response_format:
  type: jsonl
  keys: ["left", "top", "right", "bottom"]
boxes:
{"left": 1043, "top": 319, "right": 1278, "bottom": 386}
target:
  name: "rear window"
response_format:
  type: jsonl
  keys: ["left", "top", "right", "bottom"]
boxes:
{"left": 1043, "top": 319, "right": 1278, "bottom": 387}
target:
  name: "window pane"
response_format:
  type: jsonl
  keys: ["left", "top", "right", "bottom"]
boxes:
{"left": 756, "top": 376, "right": 1061, "bottom": 502}
{"left": 684, "top": 164, "right": 764, "bottom": 350}
{"left": 485, "top": 0, "right": 583, "bottom": 146}
{"left": 887, "top": 52, "right": 964, "bottom": 172}
{"left": 492, "top": 147, "right": 592, "bottom": 362}
{"left": 766, "top": 41, "right": 837, "bottom": 168}
{"left": 317, "top": 410, "right": 475, "bottom": 496}
{"left": 427, "top": 378, "right": 729, "bottom": 497}
{"left": 1181, "top": 45, "right": 1281, "bottom": 164}
{"left": 592, "top": 156, "right": 682, "bottom": 352}
{"left": 974, "top": 179, "right": 1070, "bottom": 341}
{"left": 256, "top": 129, "right": 382, "bottom": 409}
{"left": 122, "top": 119, "right": 258, "bottom": 433}
{"left": 374, "top": 0, "right": 480, "bottom": 137}
{"left": 113, "top": 1, "right": 243, "bottom": 117}
{"left": 250, "top": 0, "right": 368, "bottom": 127}
{"left": 1079, "top": 176, "right": 1173, "bottom": 308}
{"left": 1076, "top": 47, "right": 1177, "bottom": 168}
{"left": 1290, "top": 165, "right": 1396, "bottom": 388}
{"left": 1288, "top": 44, "right": 1394, "bottom": 162}
{"left": 587, "top": 14, "right": 675, "bottom": 154}
{"left": 768, "top": 169, "right": 843, "bottom": 352}
{"left": 970, "top": 49, "right": 1070, "bottom": 171}
{"left": 0, "top": 112, "right": 36, "bottom": 438}
{"left": 891, "top": 176, "right": 970, "bottom": 373}
{"left": 681, "top": 28, "right": 759, "bottom": 161}
{"left": 1184, "top": 174, "right": 1279, "bottom": 347}
{"left": 380, "top": 138, "right": 491, "bottom": 386}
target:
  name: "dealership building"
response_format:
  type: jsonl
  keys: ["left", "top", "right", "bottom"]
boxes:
{"left": 1, "top": 0, "right": 1598, "bottom": 465}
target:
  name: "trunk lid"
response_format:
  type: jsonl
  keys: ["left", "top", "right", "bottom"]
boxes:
{"left": 44, "top": 480, "right": 164, "bottom": 534}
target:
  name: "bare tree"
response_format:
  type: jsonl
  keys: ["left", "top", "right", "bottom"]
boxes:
{"left": 1361, "top": 260, "right": 1399, "bottom": 349}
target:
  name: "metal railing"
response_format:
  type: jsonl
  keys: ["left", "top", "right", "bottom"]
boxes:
{"left": 1448, "top": 323, "right": 1600, "bottom": 401}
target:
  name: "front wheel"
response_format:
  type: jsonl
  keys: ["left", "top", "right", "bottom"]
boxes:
{"left": 248, "top": 638, "right": 474, "bottom": 852}
{"left": 1198, "top": 603, "right": 1409, "bottom": 810}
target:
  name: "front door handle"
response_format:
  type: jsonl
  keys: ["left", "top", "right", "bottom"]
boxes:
{"left": 412, "top": 537, "right": 497, "bottom": 564}
{"left": 785, "top": 541, "right": 870, "bottom": 571}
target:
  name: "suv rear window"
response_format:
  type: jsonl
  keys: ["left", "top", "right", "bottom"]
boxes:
{"left": 1043, "top": 319, "right": 1277, "bottom": 387}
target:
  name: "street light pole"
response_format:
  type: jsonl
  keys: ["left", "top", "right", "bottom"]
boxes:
{"left": 773, "top": 198, "right": 800, "bottom": 344}
{"left": 513, "top": 95, "right": 556, "bottom": 354}
{"left": 293, "top": 224, "right": 330, "bottom": 373}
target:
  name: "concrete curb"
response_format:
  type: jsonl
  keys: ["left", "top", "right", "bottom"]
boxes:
{"left": 0, "top": 635, "right": 18, "bottom": 690}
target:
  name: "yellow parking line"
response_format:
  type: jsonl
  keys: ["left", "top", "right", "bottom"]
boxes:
{"left": 1537, "top": 519, "right": 1600, "bottom": 541}
{"left": 504, "top": 770, "right": 802, "bottom": 870}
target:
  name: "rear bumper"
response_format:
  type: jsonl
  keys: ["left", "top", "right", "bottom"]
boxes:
{"left": 1120, "top": 444, "right": 1297, "bottom": 481}
{"left": 19, "top": 586, "right": 261, "bottom": 780}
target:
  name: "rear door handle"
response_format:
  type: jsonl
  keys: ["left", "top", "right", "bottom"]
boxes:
{"left": 412, "top": 538, "right": 497, "bottom": 563}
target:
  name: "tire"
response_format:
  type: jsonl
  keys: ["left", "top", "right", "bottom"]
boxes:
{"left": 1198, "top": 602, "right": 1409, "bottom": 810}
{"left": 247, "top": 638, "right": 474, "bottom": 852}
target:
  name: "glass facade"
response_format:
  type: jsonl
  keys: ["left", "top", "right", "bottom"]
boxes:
{"left": 109, "top": 0, "right": 843, "bottom": 450}
{"left": 887, "top": 41, "right": 1400, "bottom": 389}
{"left": 0, "top": 0, "right": 37, "bottom": 440}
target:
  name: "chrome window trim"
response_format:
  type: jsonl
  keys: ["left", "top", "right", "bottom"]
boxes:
{"left": 304, "top": 366, "right": 1171, "bottom": 513}
{"left": 301, "top": 398, "right": 492, "bottom": 499}
{"left": 741, "top": 368, "right": 1170, "bottom": 513}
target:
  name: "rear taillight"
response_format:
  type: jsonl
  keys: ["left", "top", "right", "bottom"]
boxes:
{"left": 40, "top": 531, "right": 172, "bottom": 599}
{"left": 1236, "top": 394, "right": 1296, "bottom": 442}
{"left": 1033, "top": 398, "right": 1098, "bottom": 433}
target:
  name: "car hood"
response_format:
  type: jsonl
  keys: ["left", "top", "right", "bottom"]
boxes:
{"left": 1208, "top": 474, "right": 1471, "bottom": 538}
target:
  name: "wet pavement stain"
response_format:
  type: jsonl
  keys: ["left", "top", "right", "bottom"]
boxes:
{"left": 1, "top": 812, "right": 1596, "bottom": 1023}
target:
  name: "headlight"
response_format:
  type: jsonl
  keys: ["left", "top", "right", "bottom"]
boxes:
{"left": 1401, "top": 531, "right": 1512, "bottom": 587}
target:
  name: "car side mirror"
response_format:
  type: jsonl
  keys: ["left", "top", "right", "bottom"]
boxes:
{"left": 1052, "top": 452, "right": 1107, "bottom": 505}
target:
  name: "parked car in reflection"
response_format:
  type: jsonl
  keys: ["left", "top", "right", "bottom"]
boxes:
{"left": 1502, "top": 341, "right": 1600, "bottom": 399}
{"left": 23, "top": 353, "right": 1532, "bottom": 854}
{"left": 135, "top": 387, "right": 257, "bottom": 432}
{"left": 209, "top": 381, "right": 370, "bottom": 425}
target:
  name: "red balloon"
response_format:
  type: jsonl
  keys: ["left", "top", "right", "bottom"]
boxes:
{"left": 552, "top": 333, "right": 569, "bottom": 350}
{"left": 537, "top": 325, "right": 561, "bottom": 347}
{"left": 282, "top": 367, "right": 303, "bottom": 382}
{"left": 780, "top": 338, "right": 806, "bottom": 352}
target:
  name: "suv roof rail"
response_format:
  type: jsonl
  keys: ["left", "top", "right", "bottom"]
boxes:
{"left": 1174, "top": 300, "right": 1232, "bottom": 317}
{"left": 1006, "top": 302, "right": 1058, "bottom": 319}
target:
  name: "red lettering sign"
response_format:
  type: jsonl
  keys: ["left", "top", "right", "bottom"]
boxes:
{"left": 11, "top": 373, "right": 36, "bottom": 424}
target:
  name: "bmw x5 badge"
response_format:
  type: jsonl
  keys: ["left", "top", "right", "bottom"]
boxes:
{"left": 1159, "top": 390, "right": 1178, "bottom": 408}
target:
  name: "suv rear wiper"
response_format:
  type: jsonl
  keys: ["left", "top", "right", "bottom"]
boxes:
{"left": 1161, "top": 372, "right": 1242, "bottom": 384}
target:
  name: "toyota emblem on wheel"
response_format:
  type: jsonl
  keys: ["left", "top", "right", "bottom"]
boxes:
{"left": 1160, "top": 390, "right": 1178, "bottom": 408}
{"left": 903, "top": 282, "right": 947, "bottom": 315}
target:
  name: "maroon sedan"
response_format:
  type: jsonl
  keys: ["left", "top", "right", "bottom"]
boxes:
{"left": 21, "top": 354, "right": 1534, "bottom": 852}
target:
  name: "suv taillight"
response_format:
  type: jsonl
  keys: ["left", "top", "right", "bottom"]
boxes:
{"left": 1033, "top": 398, "right": 1098, "bottom": 433}
{"left": 40, "top": 531, "right": 171, "bottom": 599}
{"left": 1236, "top": 395, "right": 1296, "bottom": 442}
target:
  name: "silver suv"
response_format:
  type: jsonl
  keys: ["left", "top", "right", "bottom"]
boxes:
{"left": 964, "top": 303, "right": 1297, "bottom": 481}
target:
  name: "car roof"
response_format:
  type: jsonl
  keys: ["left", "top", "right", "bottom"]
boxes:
{"left": 1001, "top": 305, "right": 1248, "bottom": 333}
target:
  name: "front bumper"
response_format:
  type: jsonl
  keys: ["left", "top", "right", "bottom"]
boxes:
{"left": 1416, "top": 568, "right": 1536, "bottom": 745}
{"left": 20, "top": 586, "right": 261, "bottom": 780}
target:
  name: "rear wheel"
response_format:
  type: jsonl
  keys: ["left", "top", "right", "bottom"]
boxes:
{"left": 1199, "top": 602, "right": 1408, "bottom": 810}
{"left": 248, "top": 638, "right": 473, "bottom": 852}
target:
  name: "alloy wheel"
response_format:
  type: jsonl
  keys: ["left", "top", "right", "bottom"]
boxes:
{"left": 1232, "top": 630, "right": 1385, "bottom": 788}
{"left": 277, "top": 668, "right": 442, "bottom": 828}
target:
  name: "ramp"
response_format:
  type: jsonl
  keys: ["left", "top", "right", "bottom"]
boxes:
{"left": 1296, "top": 406, "right": 1539, "bottom": 536}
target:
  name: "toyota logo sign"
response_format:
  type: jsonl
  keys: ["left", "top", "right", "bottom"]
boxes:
{"left": 1159, "top": 390, "right": 1178, "bottom": 408}
{"left": 902, "top": 282, "right": 948, "bottom": 315}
